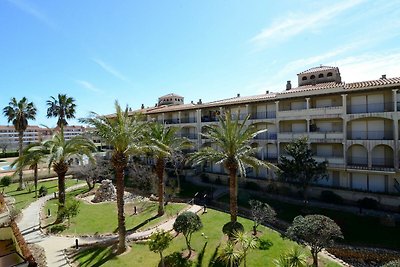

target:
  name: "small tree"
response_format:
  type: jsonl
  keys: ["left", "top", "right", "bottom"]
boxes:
{"left": 232, "top": 231, "right": 258, "bottom": 267}
{"left": 218, "top": 241, "right": 242, "bottom": 267}
{"left": 59, "top": 197, "right": 80, "bottom": 227}
{"left": 149, "top": 230, "right": 173, "bottom": 267}
{"left": 273, "top": 247, "right": 307, "bottom": 267}
{"left": 286, "top": 214, "right": 343, "bottom": 267}
{"left": 278, "top": 137, "right": 327, "bottom": 201}
{"left": 249, "top": 199, "right": 276, "bottom": 235}
{"left": 173, "top": 211, "right": 202, "bottom": 256}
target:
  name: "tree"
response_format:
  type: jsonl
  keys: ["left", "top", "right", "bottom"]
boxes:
{"left": 173, "top": 211, "right": 202, "bottom": 256}
{"left": 218, "top": 241, "right": 242, "bottom": 267}
{"left": 249, "top": 199, "right": 276, "bottom": 235}
{"left": 80, "top": 101, "right": 145, "bottom": 254}
{"left": 42, "top": 132, "right": 96, "bottom": 220}
{"left": 59, "top": 197, "right": 80, "bottom": 227}
{"left": 278, "top": 137, "right": 327, "bottom": 201}
{"left": 273, "top": 247, "right": 308, "bottom": 267}
{"left": 10, "top": 143, "right": 47, "bottom": 198}
{"left": 3, "top": 97, "right": 37, "bottom": 190}
{"left": 149, "top": 230, "right": 173, "bottom": 267}
{"left": 46, "top": 94, "right": 76, "bottom": 131}
{"left": 189, "top": 111, "right": 275, "bottom": 222}
{"left": 232, "top": 231, "right": 258, "bottom": 267}
{"left": 286, "top": 214, "right": 343, "bottom": 267}
{"left": 145, "top": 123, "right": 192, "bottom": 216}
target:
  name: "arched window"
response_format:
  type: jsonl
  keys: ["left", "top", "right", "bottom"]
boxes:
{"left": 302, "top": 76, "right": 307, "bottom": 81}
{"left": 310, "top": 75, "right": 316, "bottom": 79}
{"left": 318, "top": 73, "right": 324, "bottom": 78}
{"left": 327, "top": 72, "right": 333, "bottom": 77}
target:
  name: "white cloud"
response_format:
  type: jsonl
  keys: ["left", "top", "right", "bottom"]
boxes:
{"left": 6, "top": 0, "right": 56, "bottom": 29}
{"left": 250, "top": 0, "right": 364, "bottom": 48}
{"left": 75, "top": 80, "right": 103, "bottom": 93}
{"left": 92, "top": 58, "right": 129, "bottom": 82}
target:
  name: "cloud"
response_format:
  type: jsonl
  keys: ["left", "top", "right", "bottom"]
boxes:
{"left": 250, "top": 0, "right": 364, "bottom": 48}
{"left": 92, "top": 58, "right": 130, "bottom": 82}
{"left": 75, "top": 80, "right": 103, "bottom": 93}
{"left": 6, "top": 0, "right": 56, "bottom": 29}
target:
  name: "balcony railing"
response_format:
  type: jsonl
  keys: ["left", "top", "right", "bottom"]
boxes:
{"left": 347, "top": 157, "right": 368, "bottom": 167}
{"left": 250, "top": 111, "right": 276, "bottom": 119}
{"left": 201, "top": 116, "right": 218, "bottom": 122}
{"left": 347, "top": 102, "right": 393, "bottom": 114}
{"left": 231, "top": 114, "right": 248, "bottom": 120}
{"left": 279, "top": 103, "right": 307, "bottom": 111}
{"left": 348, "top": 131, "right": 393, "bottom": 140}
{"left": 164, "top": 118, "right": 180, "bottom": 124}
{"left": 371, "top": 158, "right": 394, "bottom": 168}
{"left": 181, "top": 133, "right": 197, "bottom": 140}
{"left": 180, "top": 117, "right": 196, "bottom": 123}
{"left": 254, "top": 133, "right": 277, "bottom": 140}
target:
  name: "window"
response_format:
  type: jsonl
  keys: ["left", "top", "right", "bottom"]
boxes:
{"left": 310, "top": 75, "right": 316, "bottom": 79}
{"left": 318, "top": 73, "right": 324, "bottom": 78}
{"left": 327, "top": 72, "right": 333, "bottom": 77}
{"left": 302, "top": 76, "right": 307, "bottom": 81}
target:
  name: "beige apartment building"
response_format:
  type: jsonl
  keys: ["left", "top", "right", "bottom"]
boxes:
{"left": 138, "top": 66, "right": 400, "bottom": 196}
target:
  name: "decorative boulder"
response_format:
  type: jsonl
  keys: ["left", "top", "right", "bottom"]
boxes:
{"left": 92, "top": 179, "right": 116, "bottom": 203}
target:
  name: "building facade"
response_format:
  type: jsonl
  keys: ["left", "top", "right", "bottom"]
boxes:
{"left": 137, "top": 67, "right": 400, "bottom": 195}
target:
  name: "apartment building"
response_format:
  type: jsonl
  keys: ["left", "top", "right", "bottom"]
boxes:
{"left": 137, "top": 66, "right": 400, "bottom": 195}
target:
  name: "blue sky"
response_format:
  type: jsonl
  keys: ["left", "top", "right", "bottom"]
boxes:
{"left": 1, "top": 0, "right": 399, "bottom": 126}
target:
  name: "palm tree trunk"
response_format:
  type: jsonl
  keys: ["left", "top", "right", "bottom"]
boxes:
{"left": 54, "top": 161, "right": 68, "bottom": 222}
{"left": 228, "top": 167, "right": 238, "bottom": 222}
{"left": 17, "top": 131, "right": 25, "bottom": 190}
{"left": 34, "top": 164, "right": 38, "bottom": 199}
{"left": 156, "top": 158, "right": 165, "bottom": 216}
{"left": 112, "top": 152, "right": 128, "bottom": 254}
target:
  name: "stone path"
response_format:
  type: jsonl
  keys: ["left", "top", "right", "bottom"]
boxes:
{"left": 16, "top": 183, "right": 202, "bottom": 267}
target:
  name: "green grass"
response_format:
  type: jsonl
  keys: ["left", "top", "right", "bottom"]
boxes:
{"left": 44, "top": 192, "right": 188, "bottom": 235}
{"left": 73, "top": 209, "right": 341, "bottom": 267}
{"left": 219, "top": 190, "right": 400, "bottom": 250}
{"left": 2, "top": 179, "right": 83, "bottom": 210}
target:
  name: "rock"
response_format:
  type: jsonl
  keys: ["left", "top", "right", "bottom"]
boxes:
{"left": 92, "top": 180, "right": 116, "bottom": 203}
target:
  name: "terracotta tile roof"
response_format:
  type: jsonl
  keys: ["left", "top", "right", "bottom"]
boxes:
{"left": 144, "top": 103, "right": 199, "bottom": 114}
{"left": 279, "top": 82, "right": 344, "bottom": 94}
{"left": 206, "top": 93, "right": 277, "bottom": 106}
{"left": 344, "top": 77, "right": 400, "bottom": 89}
{"left": 159, "top": 93, "right": 183, "bottom": 98}
{"left": 298, "top": 66, "right": 338, "bottom": 75}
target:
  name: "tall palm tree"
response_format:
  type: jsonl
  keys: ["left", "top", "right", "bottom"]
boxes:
{"left": 189, "top": 111, "right": 275, "bottom": 222}
{"left": 46, "top": 94, "right": 76, "bottom": 131}
{"left": 42, "top": 131, "right": 96, "bottom": 220}
{"left": 145, "top": 123, "right": 192, "bottom": 216}
{"left": 3, "top": 97, "right": 37, "bottom": 190}
{"left": 10, "top": 143, "right": 47, "bottom": 198}
{"left": 80, "top": 101, "right": 146, "bottom": 254}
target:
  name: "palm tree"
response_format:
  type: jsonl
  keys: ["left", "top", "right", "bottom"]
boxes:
{"left": 3, "top": 97, "right": 37, "bottom": 190}
{"left": 42, "top": 131, "right": 96, "bottom": 220}
{"left": 80, "top": 101, "right": 145, "bottom": 254}
{"left": 189, "top": 111, "right": 275, "bottom": 222}
{"left": 232, "top": 231, "right": 258, "bottom": 267}
{"left": 219, "top": 241, "right": 242, "bottom": 267}
{"left": 46, "top": 94, "right": 76, "bottom": 131}
{"left": 145, "top": 123, "right": 192, "bottom": 216}
{"left": 10, "top": 143, "right": 47, "bottom": 198}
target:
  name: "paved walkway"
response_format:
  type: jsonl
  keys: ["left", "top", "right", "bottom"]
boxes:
{"left": 16, "top": 184, "right": 202, "bottom": 267}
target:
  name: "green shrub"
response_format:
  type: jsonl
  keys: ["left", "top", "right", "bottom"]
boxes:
{"left": 38, "top": 186, "right": 48, "bottom": 197}
{"left": 49, "top": 224, "right": 67, "bottom": 233}
{"left": 0, "top": 176, "right": 12, "bottom": 186}
{"left": 244, "top": 181, "right": 260, "bottom": 191}
{"left": 0, "top": 151, "right": 19, "bottom": 158}
{"left": 163, "top": 252, "right": 192, "bottom": 267}
{"left": 222, "top": 221, "right": 244, "bottom": 238}
{"left": 358, "top": 197, "right": 379, "bottom": 210}
{"left": 382, "top": 259, "right": 400, "bottom": 267}
{"left": 320, "top": 190, "right": 344, "bottom": 205}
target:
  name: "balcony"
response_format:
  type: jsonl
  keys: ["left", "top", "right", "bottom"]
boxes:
{"left": 164, "top": 118, "right": 180, "bottom": 124}
{"left": 180, "top": 117, "right": 196, "bottom": 123}
{"left": 308, "top": 106, "right": 343, "bottom": 116}
{"left": 347, "top": 102, "right": 393, "bottom": 114}
{"left": 181, "top": 133, "right": 197, "bottom": 140}
{"left": 371, "top": 158, "right": 394, "bottom": 170}
{"left": 278, "top": 132, "right": 307, "bottom": 139}
{"left": 201, "top": 116, "right": 218, "bottom": 122}
{"left": 347, "top": 157, "right": 368, "bottom": 168}
{"left": 308, "top": 131, "right": 343, "bottom": 140}
{"left": 314, "top": 156, "right": 344, "bottom": 168}
{"left": 254, "top": 132, "right": 277, "bottom": 140}
{"left": 250, "top": 111, "right": 276, "bottom": 120}
{"left": 231, "top": 114, "right": 248, "bottom": 120}
{"left": 348, "top": 131, "right": 393, "bottom": 140}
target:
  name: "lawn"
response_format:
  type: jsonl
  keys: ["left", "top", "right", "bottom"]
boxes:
{"left": 72, "top": 209, "right": 340, "bottom": 267}
{"left": 2, "top": 178, "right": 83, "bottom": 210}
{"left": 44, "top": 191, "right": 188, "bottom": 235}
{"left": 219, "top": 190, "right": 400, "bottom": 250}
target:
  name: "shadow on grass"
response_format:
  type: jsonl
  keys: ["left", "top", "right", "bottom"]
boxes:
{"left": 195, "top": 241, "right": 208, "bottom": 267}
{"left": 258, "top": 238, "right": 273, "bottom": 250}
{"left": 124, "top": 214, "right": 160, "bottom": 234}
{"left": 208, "top": 244, "right": 223, "bottom": 267}
{"left": 73, "top": 244, "right": 117, "bottom": 267}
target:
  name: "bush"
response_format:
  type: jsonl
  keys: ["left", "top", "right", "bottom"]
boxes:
{"left": 38, "top": 186, "right": 48, "bottom": 197}
{"left": 0, "top": 151, "right": 19, "bottom": 158}
{"left": 358, "top": 197, "right": 379, "bottom": 210}
{"left": 320, "top": 190, "right": 344, "bottom": 205}
{"left": 222, "top": 221, "right": 244, "bottom": 238}
{"left": 163, "top": 252, "right": 192, "bottom": 267}
{"left": 244, "top": 181, "right": 260, "bottom": 191}
{"left": 382, "top": 259, "right": 400, "bottom": 267}
{"left": 0, "top": 176, "right": 12, "bottom": 186}
{"left": 49, "top": 224, "right": 67, "bottom": 233}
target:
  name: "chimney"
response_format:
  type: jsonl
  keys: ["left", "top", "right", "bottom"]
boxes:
{"left": 381, "top": 74, "right": 387, "bottom": 79}
{"left": 191, "top": 100, "right": 194, "bottom": 104}
{"left": 155, "top": 103, "right": 158, "bottom": 107}
{"left": 266, "top": 90, "right": 269, "bottom": 94}
{"left": 237, "top": 93, "right": 240, "bottom": 97}
{"left": 286, "top": 81, "right": 291, "bottom": 90}
{"left": 197, "top": 99, "right": 202, "bottom": 104}
{"left": 141, "top": 104, "right": 144, "bottom": 109}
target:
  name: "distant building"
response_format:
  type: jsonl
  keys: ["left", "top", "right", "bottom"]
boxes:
{"left": 135, "top": 66, "right": 400, "bottom": 195}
